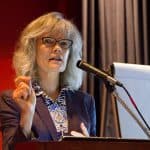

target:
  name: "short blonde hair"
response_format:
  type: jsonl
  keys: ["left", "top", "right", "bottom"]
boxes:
{"left": 13, "top": 12, "right": 83, "bottom": 90}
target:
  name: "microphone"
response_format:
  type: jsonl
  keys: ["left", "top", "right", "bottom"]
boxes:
{"left": 77, "top": 60, "right": 123, "bottom": 87}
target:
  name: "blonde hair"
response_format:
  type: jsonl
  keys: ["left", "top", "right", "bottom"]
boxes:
{"left": 13, "top": 12, "right": 83, "bottom": 90}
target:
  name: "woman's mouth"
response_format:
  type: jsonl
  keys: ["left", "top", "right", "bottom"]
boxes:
{"left": 48, "top": 57, "right": 63, "bottom": 62}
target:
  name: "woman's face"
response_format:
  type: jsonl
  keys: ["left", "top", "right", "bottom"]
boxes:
{"left": 36, "top": 33, "right": 72, "bottom": 74}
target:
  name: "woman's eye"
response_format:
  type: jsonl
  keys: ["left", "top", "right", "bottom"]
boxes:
{"left": 42, "top": 38, "right": 55, "bottom": 45}
{"left": 60, "top": 41, "right": 67, "bottom": 46}
{"left": 45, "top": 39, "right": 54, "bottom": 44}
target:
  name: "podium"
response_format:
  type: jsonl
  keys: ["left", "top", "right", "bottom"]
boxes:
{"left": 14, "top": 137, "right": 150, "bottom": 150}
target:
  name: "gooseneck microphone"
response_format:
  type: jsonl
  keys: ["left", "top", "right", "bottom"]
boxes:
{"left": 77, "top": 60, "right": 123, "bottom": 87}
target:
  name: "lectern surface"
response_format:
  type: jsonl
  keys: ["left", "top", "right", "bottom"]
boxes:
{"left": 15, "top": 137, "right": 150, "bottom": 150}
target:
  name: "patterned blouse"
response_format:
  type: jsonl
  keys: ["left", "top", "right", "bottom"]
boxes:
{"left": 32, "top": 81, "right": 68, "bottom": 139}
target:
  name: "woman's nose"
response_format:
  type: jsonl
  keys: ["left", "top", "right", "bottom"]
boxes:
{"left": 51, "top": 44, "right": 62, "bottom": 53}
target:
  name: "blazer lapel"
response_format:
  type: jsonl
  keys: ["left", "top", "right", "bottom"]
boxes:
{"left": 65, "top": 91, "right": 82, "bottom": 135}
{"left": 34, "top": 97, "right": 58, "bottom": 140}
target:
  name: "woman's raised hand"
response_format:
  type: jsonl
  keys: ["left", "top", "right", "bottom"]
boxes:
{"left": 13, "top": 76, "right": 36, "bottom": 112}
{"left": 12, "top": 76, "right": 36, "bottom": 137}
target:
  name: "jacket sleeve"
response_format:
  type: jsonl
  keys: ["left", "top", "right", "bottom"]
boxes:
{"left": 0, "top": 90, "right": 31, "bottom": 150}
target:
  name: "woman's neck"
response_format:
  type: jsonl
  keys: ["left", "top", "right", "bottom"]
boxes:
{"left": 38, "top": 71, "right": 60, "bottom": 100}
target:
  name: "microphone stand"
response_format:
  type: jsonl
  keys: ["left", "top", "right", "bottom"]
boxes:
{"left": 112, "top": 90, "right": 150, "bottom": 139}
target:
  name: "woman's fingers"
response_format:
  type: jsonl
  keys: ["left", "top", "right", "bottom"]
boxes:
{"left": 13, "top": 89, "right": 27, "bottom": 101}
{"left": 70, "top": 131, "right": 85, "bottom": 137}
{"left": 13, "top": 76, "right": 36, "bottom": 105}
{"left": 12, "top": 76, "right": 36, "bottom": 112}
{"left": 13, "top": 81, "right": 30, "bottom": 101}
{"left": 80, "top": 122, "right": 89, "bottom": 137}
{"left": 70, "top": 122, "right": 89, "bottom": 137}
{"left": 15, "top": 76, "right": 31, "bottom": 87}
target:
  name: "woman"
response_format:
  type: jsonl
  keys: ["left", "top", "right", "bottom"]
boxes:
{"left": 0, "top": 12, "right": 96, "bottom": 150}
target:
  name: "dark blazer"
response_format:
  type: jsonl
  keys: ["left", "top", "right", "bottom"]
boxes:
{"left": 0, "top": 90, "right": 96, "bottom": 150}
